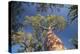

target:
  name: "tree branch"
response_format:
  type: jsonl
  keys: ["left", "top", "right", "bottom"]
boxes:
{"left": 39, "top": 25, "right": 48, "bottom": 30}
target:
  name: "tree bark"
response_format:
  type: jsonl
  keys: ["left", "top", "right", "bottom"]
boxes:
{"left": 45, "top": 26, "right": 64, "bottom": 51}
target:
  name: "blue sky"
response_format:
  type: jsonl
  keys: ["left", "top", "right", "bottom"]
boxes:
{"left": 11, "top": 2, "right": 78, "bottom": 52}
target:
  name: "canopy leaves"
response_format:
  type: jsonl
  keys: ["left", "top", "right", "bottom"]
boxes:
{"left": 24, "top": 15, "right": 67, "bottom": 31}
{"left": 68, "top": 5, "right": 78, "bottom": 22}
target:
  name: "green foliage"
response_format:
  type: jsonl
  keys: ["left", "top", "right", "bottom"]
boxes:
{"left": 68, "top": 5, "right": 78, "bottom": 22}
{"left": 10, "top": 1, "right": 24, "bottom": 32}
{"left": 11, "top": 31, "right": 24, "bottom": 44}
{"left": 23, "top": 15, "right": 67, "bottom": 52}
{"left": 56, "top": 16, "right": 67, "bottom": 30}
{"left": 35, "top": 3, "right": 64, "bottom": 13}
{"left": 37, "top": 42, "right": 42, "bottom": 51}
{"left": 25, "top": 15, "right": 66, "bottom": 31}
{"left": 42, "top": 30, "right": 47, "bottom": 37}
{"left": 69, "top": 34, "right": 78, "bottom": 48}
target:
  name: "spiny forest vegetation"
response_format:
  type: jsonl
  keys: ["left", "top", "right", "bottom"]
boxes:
{"left": 9, "top": 1, "right": 78, "bottom": 53}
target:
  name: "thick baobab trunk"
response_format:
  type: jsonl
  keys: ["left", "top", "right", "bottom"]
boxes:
{"left": 45, "top": 26, "right": 64, "bottom": 51}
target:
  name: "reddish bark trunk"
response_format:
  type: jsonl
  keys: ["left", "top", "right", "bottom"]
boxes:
{"left": 46, "top": 26, "right": 64, "bottom": 50}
